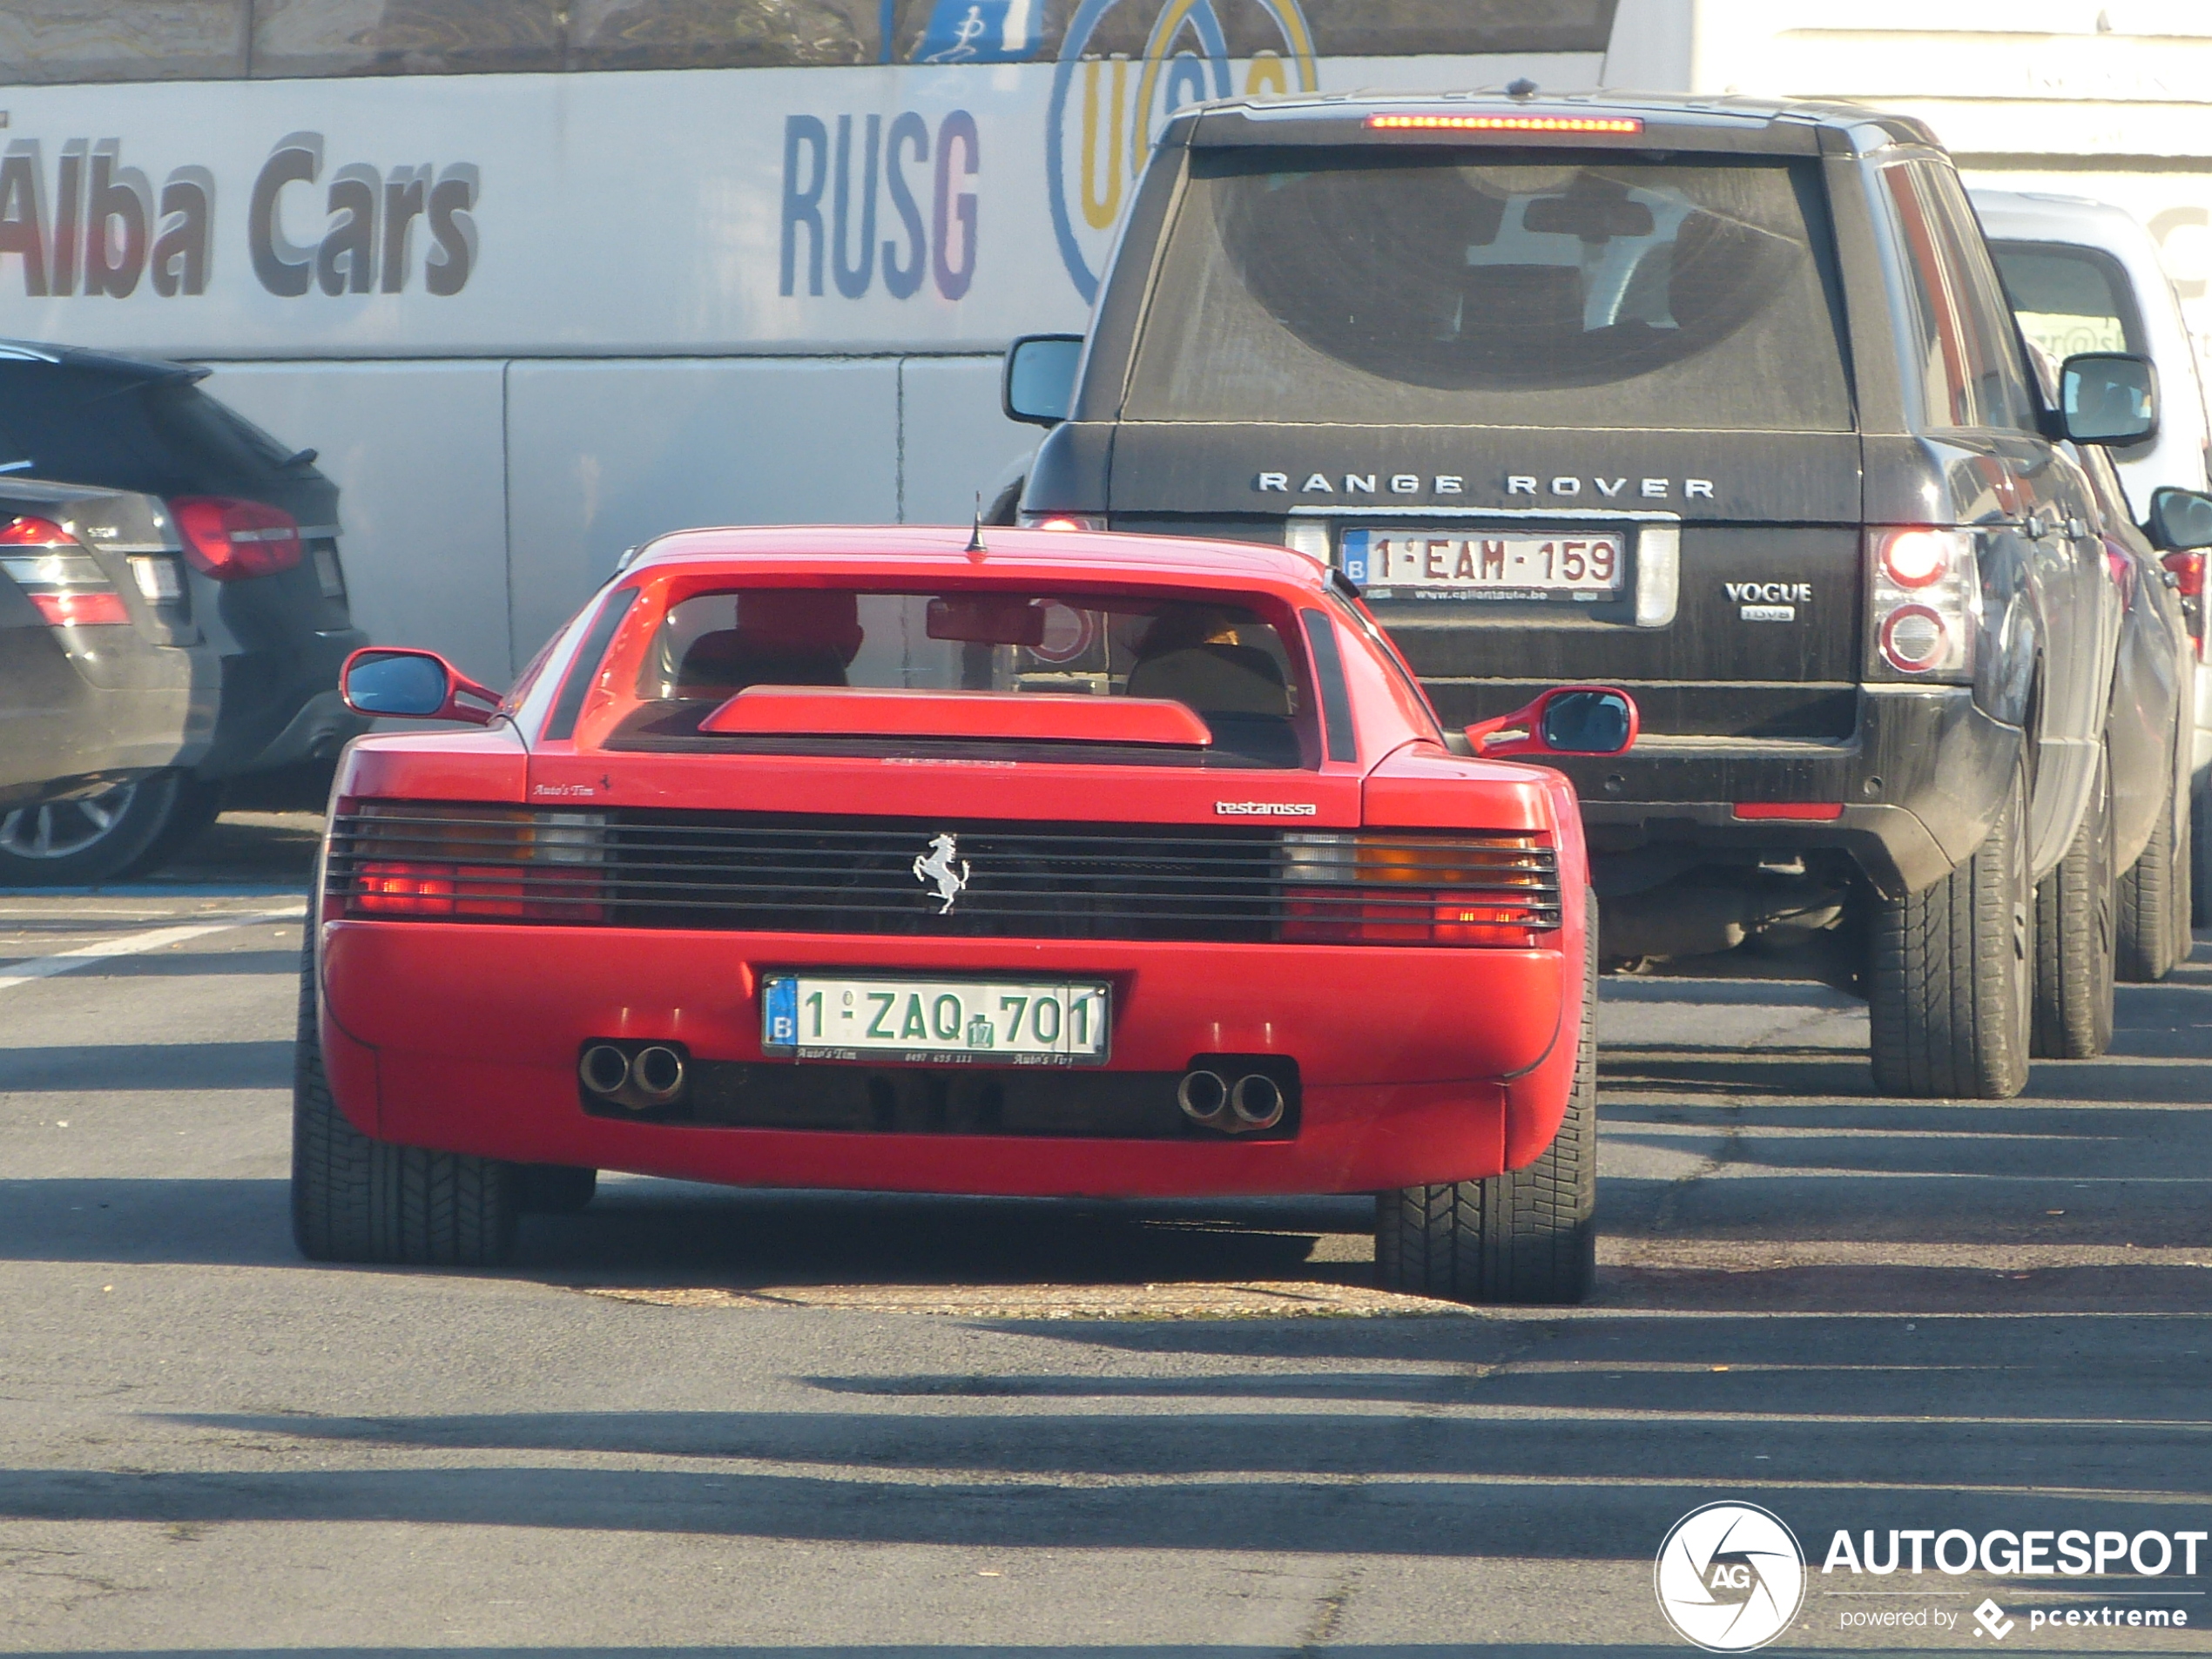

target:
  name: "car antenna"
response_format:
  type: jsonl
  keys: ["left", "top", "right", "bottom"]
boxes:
{"left": 1507, "top": 77, "right": 1538, "bottom": 98}
{"left": 966, "top": 492, "right": 988, "bottom": 556}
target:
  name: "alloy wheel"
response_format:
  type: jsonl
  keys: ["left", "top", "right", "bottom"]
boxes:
{"left": 0, "top": 783, "right": 143, "bottom": 861}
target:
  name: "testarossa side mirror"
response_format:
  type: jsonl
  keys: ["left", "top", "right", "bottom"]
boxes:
{"left": 1466, "top": 685, "right": 1639, "bottom": 759}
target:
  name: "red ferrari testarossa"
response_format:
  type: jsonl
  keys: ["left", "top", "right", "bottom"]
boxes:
{"left": 299, "top": 525, "right": 1635, "bottom": 1301}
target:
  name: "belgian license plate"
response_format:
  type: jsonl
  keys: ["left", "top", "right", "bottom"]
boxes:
{"left": 761, "top": 974, "right": 1111, "bottom": 1067}
{"left": 1341, "top": 528, "right": 1625, "bottom": 602}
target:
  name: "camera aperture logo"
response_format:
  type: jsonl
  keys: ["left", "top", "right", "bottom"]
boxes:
{"left": 1656, "top": 1502, "right": 1808, "bottom": 1651}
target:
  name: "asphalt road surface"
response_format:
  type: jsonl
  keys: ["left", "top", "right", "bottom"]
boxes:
{"left": 3, "top": 813, "right": 2209, "bottom": 1656}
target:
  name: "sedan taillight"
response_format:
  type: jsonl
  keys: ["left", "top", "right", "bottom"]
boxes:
{"left": 172, "top": 496, "right": 302, "bottom": 581}
{"left": 0, "top": 515, "right": 131, "bottom": 629}
{"left": 1867, "top": 526, "right": 1979, "bottom": 681}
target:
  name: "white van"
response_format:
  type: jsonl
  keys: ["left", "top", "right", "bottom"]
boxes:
{"left": 1973, "top": 191, "right": 2212, "bottom": 505}
{"left": 1974, "top": 188, "right": 2212, "bottom": 918}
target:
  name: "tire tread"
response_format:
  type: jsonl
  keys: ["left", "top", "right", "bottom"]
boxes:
{"left": 291, "top": 938, "right": 516, "bottom": 1266}
{"left": 1375, "top": 902, "right": 1598, "bottom": 1305}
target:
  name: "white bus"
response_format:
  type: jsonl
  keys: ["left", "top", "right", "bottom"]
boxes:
{"left": 2, "top": 0, "right": 2206, "bottom": 681}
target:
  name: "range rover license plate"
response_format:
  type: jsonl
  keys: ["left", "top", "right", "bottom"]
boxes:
{"left": 1341, "top": 528, "right": 1625, "bottom": 602}
{"left": 762, "top": 974, "right": 1111, "bottom": 1066}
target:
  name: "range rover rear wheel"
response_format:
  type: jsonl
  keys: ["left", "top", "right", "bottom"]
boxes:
{"left": 1868, "top": 757, "right": 2033, "bottom": 1098}
{"left": 2031, "top": 745, "right": 2115, "bottom": 1059}
{"left": 291, "top": 940, "right": 518, "bottom": 1266}
{"left": 1375, "top": 901, "right": 1597, "bottom": 1305}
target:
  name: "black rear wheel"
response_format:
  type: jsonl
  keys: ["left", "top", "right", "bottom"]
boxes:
{"left": 1375, "top": 900, "right": 1597, "bottom": 1305}
{"left": 291, "top": 939, "right": 517, "bottom": 1266}
{"left": 2032, "top": 746, "right": 2116, "bottom": 1058}
{"left": 0, "top": 772, "right": 185, "bottom": 886}
{"left": 2117, "top": 749, "right": 2188, "bottom": 983}
{"left": 1868, "top": 756, "right": 2033, "bottom": 1098}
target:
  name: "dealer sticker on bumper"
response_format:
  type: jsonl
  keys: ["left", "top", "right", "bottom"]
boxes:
{"left": 762, "top": 974, "right": 1111, "bottom": 1067}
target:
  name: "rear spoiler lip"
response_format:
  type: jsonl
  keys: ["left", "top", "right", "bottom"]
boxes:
{"left": 698, "top": 685, "right": 1215, "bottom": 748}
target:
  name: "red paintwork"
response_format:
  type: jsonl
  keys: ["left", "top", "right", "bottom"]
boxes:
{"left": 699, "top": 685, "right": 1213, "bottom": 746}
{"left": 317, "top": 525, "right": 1602, "bottom": 1199}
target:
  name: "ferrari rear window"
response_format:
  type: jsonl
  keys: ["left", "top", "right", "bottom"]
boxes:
{"left": 618, "top": 586, "right": 1315, "bottom": 768}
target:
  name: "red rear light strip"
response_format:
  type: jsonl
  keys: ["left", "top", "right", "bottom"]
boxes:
{"left": 1733, "top": 803, "right": 1844, "bottom": 821}
{"left": 0, "top": 515, "right": 72, "bottom": 547}
{"left": 354, "top": 860, "right": 604, "bottom": 921}
{"left": 30, "top": 591, "right": 130, "bottom": 627}
{"left": 1366, "top": 113, "right": 1642, "bottom": 133}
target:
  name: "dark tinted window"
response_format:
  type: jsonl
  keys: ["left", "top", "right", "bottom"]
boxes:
{"left": 0, "top": 365, "right": 307, "bottom": 496}
{"left": 630, "top": 585, "right": 1315, "bottom": 768}
{"left": 1882, "top": 164, "right": 2041, "bottom": 434}
{"left": 1990, "top": 239, "right": 2145, "bottom": 362}
{"left": 1126, "top": 149, "right": 1851, "bottom": 431}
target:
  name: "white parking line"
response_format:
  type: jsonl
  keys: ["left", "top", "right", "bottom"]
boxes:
{"left": 0, "top": 907, "right": 304, "bottom": 994}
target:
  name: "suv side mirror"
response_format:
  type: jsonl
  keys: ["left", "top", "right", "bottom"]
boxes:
{"left": 1003, "top": 334, "right": 1084, "bottom": 426}
{"left": 2147, "top": 487, "right": 2212, "bottom": 552}
{"left": 341, "top": 647, "right": 502, "bottom": 725}
{"left": 1467, "top": 686, "right": 1640, "bottom": 759}
{"left": 2059, "top": 352, "right": 2159, "bottom": 446}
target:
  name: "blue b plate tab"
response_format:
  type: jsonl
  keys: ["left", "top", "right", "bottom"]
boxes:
{"left": 762, "top": 975, "right": 799, "bottom": 1049}
{"left": 1339, "top": 527, "right": 1372, "bottom": 586}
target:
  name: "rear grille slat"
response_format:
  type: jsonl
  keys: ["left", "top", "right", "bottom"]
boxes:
{"left": 328, "top": 808, "right": 1561, "bottom": 941}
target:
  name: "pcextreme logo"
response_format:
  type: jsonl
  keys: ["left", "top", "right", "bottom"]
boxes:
{"left": 1655, "top": 1502, "right": 1808, "bottom": 1652}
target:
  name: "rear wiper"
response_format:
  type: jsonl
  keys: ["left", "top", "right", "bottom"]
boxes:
{"left": 280, "top": 447, "right": 319, "bottom": 469}
{"left": 0, "top": 459, "right": 32, "bottom": 474}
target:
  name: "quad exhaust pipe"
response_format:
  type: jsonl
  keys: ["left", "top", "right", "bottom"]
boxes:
{"left": 631, "top": 1044, "right": 686, "bottom": 1103}
{"left": 1177, "top": 1068, "right": 1230, "bottom": 1127}
{"left": 579, "top": 1041, "right": 688, "bottom": 1111}
{"left": 1229, "top": 1072, "right": 1285, "bottom": 1130}
{"left": 1177, "top": 1066, "right": 1288, "bottom": 1134}
{"left": 580, "top": 1043, "right": 631, "bottom": 1096}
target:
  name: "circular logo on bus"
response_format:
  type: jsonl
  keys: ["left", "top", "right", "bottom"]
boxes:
{"left": 1654, "top": 1502, "right": 1806, "bottom": 1652}
{"left": 1046, "top": 0, "right": 1318, "bottom": 302}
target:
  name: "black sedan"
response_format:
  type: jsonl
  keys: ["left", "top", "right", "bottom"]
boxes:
{"left": 0, "top": 340, "right": 368, "bottom": 881}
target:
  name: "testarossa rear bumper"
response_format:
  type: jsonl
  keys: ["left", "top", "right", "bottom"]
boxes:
{"left": 317, "top": 920, "right": 1580, "bottom": 1197}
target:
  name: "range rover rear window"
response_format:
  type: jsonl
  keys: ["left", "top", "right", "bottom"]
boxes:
{"left": 1125, "top": 149, "right": 1851, "bottom": 433}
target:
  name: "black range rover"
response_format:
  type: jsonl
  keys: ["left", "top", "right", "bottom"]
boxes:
{"left": 1006, "top": 91, "right": 2159, "bottom": 1100}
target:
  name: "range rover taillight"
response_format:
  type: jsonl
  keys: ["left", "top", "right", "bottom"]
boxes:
{"left": 1867, "top": 527, "right": 1978, "bottom": 681}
